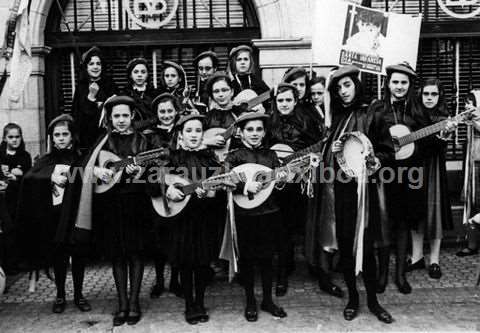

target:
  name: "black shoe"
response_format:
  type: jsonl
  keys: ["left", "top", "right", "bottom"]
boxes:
{"left": 185, "top": 305, "right": 199, "bottom": 325}
{"left": 275, "top": 279, "right": 288, "bottom": 297}
{"left": 394, "top": 277, "right": 412, "bottom": 294}
{"left": 260, "top": 301, "right": 287, "bottom": 318}
{"left": 368, "top": 304, "right": 394, "bottom": 324}
{"left": 74, "top": 297, "right": 91, "bottom": 312}
{"left": 456, "top": 247, "right": 478, "bottom": 257}
{"left": 244, "top": 302, "right": 258, "bottom": 322}
{"left": 196, "top": 304, "right": 209, "bottom": 323}
{"left": 343, "top": 299, "right": 359, "bottom": 321}
{"left": 319, "top": 280, "right": 344, "bottom": 298}
{"left": 406, "top": 257, "right": 426, "bottom": 272}
{"left": 150, "top": 284, "right": 165, "bottom": 298}
{"left": 127, "top": 306, "right": 142, "bottom": 325}
{"left": 428, "top": 263, "right": 442, "bottom": 279}
{"left": 113, "top": 310, "right": 128, "bottom": 327}
{"left": 52, "top": 297, "right": 66, "bottom": 314}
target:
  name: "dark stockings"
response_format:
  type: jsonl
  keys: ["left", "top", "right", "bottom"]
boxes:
{"left": 180, "top": 266, "right": 209, "bottom": 309}
{"left": 52, "top": 249, "right": 86, "bottom": 300}
{"left": 240, "top": 259, "right": 274, "bottom": 306}
{"left": 112, "top": 255, "right": 144, "bottom": 311}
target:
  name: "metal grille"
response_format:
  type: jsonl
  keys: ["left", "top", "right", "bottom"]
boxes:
{"left": 57, "top": 0, "right": 254, "bottom": 32}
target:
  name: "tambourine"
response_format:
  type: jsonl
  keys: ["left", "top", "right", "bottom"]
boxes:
{"left": 335, "top": 131, "right": 379, "bottom": 178}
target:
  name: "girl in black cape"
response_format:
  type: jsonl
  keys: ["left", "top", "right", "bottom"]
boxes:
{"left": 225, "top": 111, "right": 288, "bottom": 322}
{"left": 122, "top": 57, "right": 161, "bottom": 122}
{"left": 72, "top": 46, "right": 118, "bottom": 152}
{"left": 227, "top": 45, "right": 270, "bottom": 98}
{"left": 193, "top": 51, "right": 219, "bottom": 114}
{"left": 0, "top": 123, "right": 31, "bottom": 273}
{"left": 93, "top": 95, "right": 151, "bottom": 326}
{"left": 326, "top": 65, "right": 394, "bottom": 323}
{"left": 269, "top": 83, "right": 322, "bottom": 296}
{"left": 17, "top": 114, "right": 90, "bottom": 314}
{"left": 144, "top": 93, "right": 182, "bottom": 298}
{"left": 407, "top": 78, "right": 455, "bottom": 279}
{"left": 164, "top": 114, "right": 221, "bottom": 324}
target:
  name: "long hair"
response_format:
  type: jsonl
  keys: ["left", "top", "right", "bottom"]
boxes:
{"left": 78, "top": 48, "right": 111, "bottom": 84}
{"left": 283, "top": 67, "right": 310, "bottom": 102}
{"left": 382, "top": 71, "right": 422, "bottom": 118}
{"left": 159, "top": 62, "right": 187, "bottom": 94}
{"left": 126, "top": 57, "right": 155, "bottom": 90}
{"left": 418, "top": 78, "right": 449, "bottom": 118}
{"left": 328, "top": 74, "right": 366, "bottom": 123}
{"left": 227, "top": 49, "right": 255, "bottom": 77}
{"left": 1, "top": 123, "right": 25, "bottom": 152}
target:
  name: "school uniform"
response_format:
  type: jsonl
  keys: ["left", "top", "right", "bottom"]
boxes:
{"left": 122, "top": 85, "right": 161, "bottom": 121}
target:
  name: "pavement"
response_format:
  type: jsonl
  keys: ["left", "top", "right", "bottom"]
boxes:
{"left": 0, "top": 247, "right": 479, "bottom": 332}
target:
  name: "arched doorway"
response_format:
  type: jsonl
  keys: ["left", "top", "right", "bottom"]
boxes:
{"left": 43, "top": 0, "right": 261, "bottom": 123}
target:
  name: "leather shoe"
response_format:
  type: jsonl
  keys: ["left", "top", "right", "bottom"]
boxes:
{"left": 150, "top": 284, "right": 165, "bottom": 298}
{"left": 244, "top": 303, "right": 258, "bottom": 322}
{"left": 52, "top": 297, "right": 66, "bottom": 314}
{"left": 369, "top": 304, "right": 394, "bottom": 324}
{"left": 394, "top": 277, "right": 412, "bottom": 294}
{"left": 74, "top": 297, "right": 91, "bottom": 312}
{"left": 319, "top": 280, "right": 344, "bottom": 298}
{"left": 406, "top": 257, "right": 426, "bottom": 272}
{"left": 260, "top": 301, "right": 287, "bottom": 318}
{"left": 343, "top": 307, "right": 358, "bottom": 321}
{"left": 428, "top": 263, "right": 442, "bottom": 279}
{"left": 113, "top": 310, "right": 128, "bottom": 326}
{"left": 196, "top": 304, "right": 209, "bottom": 323}
{"left": 275, "top": 281, "right": 288, "bottom": 297}
{"left": 456, "top": 247, "right": 478, "bottom": 257}
{"left": 185, "top": 306, "right": 199, "bottom": 325}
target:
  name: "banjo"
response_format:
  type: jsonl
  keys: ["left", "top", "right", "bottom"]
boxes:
{"left": 390, "top": 110, "right": 472, "bottom": 160}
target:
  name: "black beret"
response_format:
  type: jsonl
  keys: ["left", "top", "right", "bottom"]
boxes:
{"left": 229, "top": 45, "right": 253, "bottom": 59}
{"left": 103, "top": 95, "right": 136, "bottom": 116}
{"left": 235, "top": 111, "right": 269, "bottom": 126}
{"left": 81, "top": 46, "right": 101, "bottom": 65}
{"left": 328, "top": 65, "right": 360, "bottom": 90}
{"left": 282, "top": 67, "right": 308, "bottom": 83}
{"left": 151, "top": 92, "right": 178, "bottom": 111}
{"left": 47, "top": 114, "right": 74, "bottom": 134}
{"left": 385, "top": 62, "right": 417, "bottom": 78}
{"left": 175, "top": 114, "right": 206, "bottom": 128}
{"left": 193, "top": 51, "right": 219, "bottom": 68}
{"left": 205, "top": 71, "right": 231, "bottom": 96}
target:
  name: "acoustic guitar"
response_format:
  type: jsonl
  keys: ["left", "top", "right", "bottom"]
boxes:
{"left": 390, "top": 110, "right": 472, "bottom": 160}
{"left": 151, "top": 172, "right": 239, "bottom": 218}
{"left": 232, "top": 153, "right": 320, "bottom": 209}
{"left": 205, "top": 89, "right": 272, "bottom": 162}
{"left": 95, "top": 147, "right": 169, "bottom": 194}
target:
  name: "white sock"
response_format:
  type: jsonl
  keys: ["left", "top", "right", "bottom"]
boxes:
{"left": 411, "top": 230, "right": 424, "bottom": 263}
{"left": 429, "top": 239, "right": 441, "bottom": 265}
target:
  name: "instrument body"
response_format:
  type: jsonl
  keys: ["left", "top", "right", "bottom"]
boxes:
{"left": 52, "top": 164, "right": 70, "bottom": 206}
{"left": 95, "top": 147, "right": 169, "bottom": 194}
{"left": 151, "top": 172, "right": 238, "bottom": 218}
{"left": 335, "top": 131, "right": 378, "bottom": 178}
{"left": 203, "top": 125, "right": 236, "bottom": 162}
{"left": 232, "top": 154, "right": 320, "bottom": 209}
{"left": 390, "top": 110, "right": 472, "bottom": 160}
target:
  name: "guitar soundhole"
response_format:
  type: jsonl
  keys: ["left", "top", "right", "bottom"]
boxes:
{"left": 255, "top": 172, "right": 270, "bottom": 187}
{"left": 104, "top": 161, "right": 114, "bottom": 170}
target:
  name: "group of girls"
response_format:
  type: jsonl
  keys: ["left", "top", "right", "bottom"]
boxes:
{"left": 0, "top": 43, "right": 472, "bottom": 328}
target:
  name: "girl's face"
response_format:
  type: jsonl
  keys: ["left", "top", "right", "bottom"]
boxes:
{"left": 157, "top": 100, "right": 177, "bottom": 127}
{"left": 290, "top": 76, "right": 307, "bottom": 100}
{"left": 52, "top": 124, "right": 72, "bottom": 150}
{"left": 198, "top": 57, "right": 215, "bottom": 82}
{"left": 388, "top": 72, "right": 410, "bottom": 100}
{"left": 310, "top": 82, "right": 325, "bottom": 106}
{"left": 5, "top": 128, "right": 21, "bottom": 150}
{"left": 87, "top": 56, "right": 102, "bottom": 80}
{"left": 164, "top": 67, "right": 180, "bottom": 88}
{"left": 110, "top": 105, "right": 133, "bottom": 133}
{"left": 131, "top": 63, "right": 148, "bottom": 87}
{"left": 235, "top": 51, "right": 251, "bottom": 74}
{"left": 212, "top": 80, "right": 233, "bottom": 108}
{"left": 276, "top": 89, "right": 297, "bottom": 115}
{"left": 240, "top": 120, "right": 265, "bottom": 147}
{"left": 422, "top": 85, "right": 440, "bottom": 109}
{"left": 180, "top": 119, "right": 203, "bottom": 149}
{"left": 337, "top": 76, "right": 356, "bottom": 105}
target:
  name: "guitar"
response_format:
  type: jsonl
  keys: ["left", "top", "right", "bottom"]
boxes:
{"left": 232, "top": 153, "right": 320, "bottom": 209}
{"left": 95, "top": 147, "right": 169, "bottom": 194}
{"left": 205, "top": 89, "right": 272, "bottom": 162}
{"left": 151, "top": 172, "right": 239, "bottom": 218}
{"left": 271, "top": 139, "right": 326, "bottom": 164}
{"left": 390, "top": 110, "right": 472, "bottom": 160}
{"left": 52, "top": 164, "right": 70, "bottom": 206}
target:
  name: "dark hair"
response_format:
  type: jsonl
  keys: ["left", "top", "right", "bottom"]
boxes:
{"left": 126, "top": 58, "right": 153, "bottom": 88}
{"left": 419, "top": 78, "right": 449, "bottom": 117}
{"left": 275, "top": 84, "right": 299, "bottom": 103}
{"left": 383, "top": 70, "right": 422, "bottom": 118}
{"left": 228, "top": 49, "right": 255, "bottom": 76}
{"left": 48, "top": 118, "right": 80, "bottom": 151}
{"left": 237, "top": 117, "right": 268, "bottom": 131}
{"left": 466, "top": 92, "right": 476, "bottom": 107}
{"left": 1, "top": 123, "right": 25, "bottom": 151}
{"left": 328, "top": 74, "right": 365, "bottom": 110}
{"left": 207, "top": 75, "right": 233, "bottom": 99}
{"left": 79, "top": 48, "right": 107, "bottom": 83}
{"left": 160, "top": 63, "right": 186, "bottom": 92}
{"left": 154, "top": 94, "right": 181, "bottom": 113}
{"left": 310, "top": 76, "right": 326, "bottom": 88}
{"left": 196, "top": 54, "right": 219, "bottom": 69}
{"left": 357, "top": 8, "right": 385, "bottom": 27}
{"left": 283, "top": 68, "right": 310, "bottom": 101}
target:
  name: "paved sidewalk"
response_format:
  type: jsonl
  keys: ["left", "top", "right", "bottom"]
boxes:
{"left": 0, "top": 248, "right": 479, "bottom": 332}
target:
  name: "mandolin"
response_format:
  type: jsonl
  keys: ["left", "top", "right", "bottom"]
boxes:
{"left": 232, "top": 153, "right": 320, "bottom": 209}
{"left": 95, "top": 147, "right": 169, "bottom": 194}
{"left": 151, "top": 172, "right": 239, "bottom": 218}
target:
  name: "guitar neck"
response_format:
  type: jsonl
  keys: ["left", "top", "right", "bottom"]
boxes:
{"left": 221, "top": 124, "right": 236, "bottom": 140}
{"left": 110, "top": 148, "right": 167, "bottom": 170}
{"left": 246, "top": 90, "right": 271, "bottom": 110}
{"left": 282, "top": 140, "right": 324, "bottom": 164}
